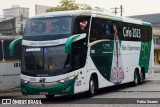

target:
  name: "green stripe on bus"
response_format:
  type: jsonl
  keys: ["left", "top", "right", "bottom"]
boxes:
{"left": 139, "top": 41, "right": 152, "bottom": 73}
{"left": 65, "top": 34, "right": 80, "bottom": 54}
{"left": 108, "top": 16, "right": 123, "bottom": 22}
{"left": 142, "top": 22, "right": 152, "bottom": 26}
{"left": 90, "top": 41, "right": 114, "bottom": 81}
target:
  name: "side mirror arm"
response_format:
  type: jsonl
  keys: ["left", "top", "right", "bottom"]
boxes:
{"left": 9, "top": 38, "right": 22, "bottom": 56}
{"left": 65, "top": 34, "right": 80, "bottom": 54}
{"left": 65, "top": 33, "right": 86, "bottom": 54}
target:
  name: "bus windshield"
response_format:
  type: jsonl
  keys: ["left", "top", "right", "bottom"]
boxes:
{"left": 24, "top": 17, "right": 72, "bottom": 36}
{"left": 22, "top": 45, "right": 70, "bottom": 75}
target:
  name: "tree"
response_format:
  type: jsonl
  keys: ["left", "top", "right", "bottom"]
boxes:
{"left": 46, "top": 0, "right": 79, "bottom": 12}
{"left": 46, "top": 0, "right": 92, "bottom": 12}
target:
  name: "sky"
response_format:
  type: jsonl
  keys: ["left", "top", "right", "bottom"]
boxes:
{"left": 1, "top": 0, "right": 160, "bottom": 17}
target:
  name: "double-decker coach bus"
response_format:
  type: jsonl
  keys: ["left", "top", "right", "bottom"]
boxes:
{"left": 11, "top": 10, "right": 153, "bottom": 98}
{"left": 0, "top": 36, "right": 21, "bottom": 90}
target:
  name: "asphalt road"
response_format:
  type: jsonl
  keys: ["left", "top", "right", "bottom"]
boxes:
{"left": 1, "top": 73, "right": 160, "bottom": 106}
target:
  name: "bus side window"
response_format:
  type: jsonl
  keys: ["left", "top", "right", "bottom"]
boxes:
{"left": 90, "top": 18, "right": 114, "bottom": 42}
{"left": 141, "top": 26, "right": 148, "bottom": 42}
{"left": 147, "top": 26, "right": 152, "bottom": 41}
{"left": 75, "top": 16, "right": 90, "bottom": 35}
{"left": 90, "top": 18, "right": 102, "bottom": 41}
{"left": 72, "top": 40, "right": 87, "bottom": 70}
{"left": 105, "top": 24, "right": 111, "bottom": 36}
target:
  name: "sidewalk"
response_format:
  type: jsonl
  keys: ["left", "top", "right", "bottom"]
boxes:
{"left": 154, "top": 64, "right": 160, "bottom": 73}
{"left": 0, "top": 87, "right": 20, "bottom": 98}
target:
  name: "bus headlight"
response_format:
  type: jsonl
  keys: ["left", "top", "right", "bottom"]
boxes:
{"left": 59, "top": 75, "right": 75, "bottom": 83}
{"left": 21, "top": 79, "right": 29, "bottom": 84}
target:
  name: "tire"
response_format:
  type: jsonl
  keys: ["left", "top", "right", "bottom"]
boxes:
{"left": 45, "top": 95, "right": 55, "bottom": 100}
{"left": 133, "top": 70, "right": 140, "bottom": 86}
{"left": 87, "top": 77, "right": 96, "bottom": 97}
{"left": 140, "top": 72, "right": 144, "bottom": 84}
{"left": 140, "top": 71, "right": 145, "bottom": 84}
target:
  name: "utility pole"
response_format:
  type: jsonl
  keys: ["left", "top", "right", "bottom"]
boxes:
{"left": 111, "top": 5, "right": 123, "bottom": 17}
{"left": 20, "top": 14, "right": 23, "bottom": 35}
{"left": 120, "top": 5, "right": 123, "bottom": 17}
{"left": 35, "top": 5, "right": 37, "bottom": 15}
{"left": 111, "top": 7, "right": 118, "bottom": 15}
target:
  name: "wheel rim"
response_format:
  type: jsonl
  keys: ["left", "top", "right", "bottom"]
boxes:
{"left": 90, "top": 79, "right": 95, "bottom": 94}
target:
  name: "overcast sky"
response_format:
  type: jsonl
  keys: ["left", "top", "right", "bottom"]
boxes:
{"left": 1, "top": 0, "right": 160, "bottom": 17}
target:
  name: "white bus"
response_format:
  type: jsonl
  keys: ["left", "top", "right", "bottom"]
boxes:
{"left": 11, "top": 10, "right": 153, "bottom": 98}
{"left": 0, "top": 36, "right": 21, "bottom": 91}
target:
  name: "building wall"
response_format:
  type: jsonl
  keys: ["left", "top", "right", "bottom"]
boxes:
{"left": 154, "top": 49, "right": 160, "bottom": 64}
{"left": 0, "top": 18, "right": 16, "bottom": 35}
{"left": 3, "top": 5, "right": 29, "bottom": 18}
{"left": 35, "top": 5, "right": 53, "bottom": 15}
{"left": 153, "top": 27, "right": 160, "bottom": 64}
{"left": 1, "top": 5, "right": 29, "bottom": 35}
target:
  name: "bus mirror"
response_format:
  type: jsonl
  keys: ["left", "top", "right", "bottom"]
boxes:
{"left": 9, "top": 38, "right": 22, "bottom": 56}
{"left": 65, "top": 34, "right": 80, "bottom": 54}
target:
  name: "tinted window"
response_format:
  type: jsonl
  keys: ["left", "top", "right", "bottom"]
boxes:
{"left": 90, "top": 18, "right": 114, "bottom": 42}
{"left": 90, "top": 18, "right": 152, "bottom": 42}
{"left": 24, "top": 17, "right": 72, "bottom": 36}
{"left": 22, "top": 46, "right": 70, "bottom": 73}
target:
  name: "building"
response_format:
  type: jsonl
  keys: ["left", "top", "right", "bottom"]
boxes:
{"left": 35, "top": 5, "right": 53, "bottom": 15}
{"left": 0, "top": 18, "right": 15, "bottom": 35}
{"left": 3, "top": 5, "right": 29, "bottom": 18}
{"left": 130, "top": 14, "right": 160, "bottom": 64}
{"left": 0, "top": 5, "right": 29, "bottom": 35}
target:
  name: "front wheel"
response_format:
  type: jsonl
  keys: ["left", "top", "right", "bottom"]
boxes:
{"left": 86, "top": 77, "right": 96, "bottom": 97}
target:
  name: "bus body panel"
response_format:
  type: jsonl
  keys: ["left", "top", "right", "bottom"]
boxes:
{"left": 21, "top": 10, "right": 153, "bottom": 96}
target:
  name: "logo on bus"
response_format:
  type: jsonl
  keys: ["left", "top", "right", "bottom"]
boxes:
{"left": 39, "top": 78, "right": 46, "bottom": 83}
{"left": 123, "top": 27, "right": 141, "bottom": 38}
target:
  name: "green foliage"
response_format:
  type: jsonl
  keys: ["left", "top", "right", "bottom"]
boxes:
{"left": 81, "top": 6, "right": 92, "bottom": 10}
{"left": 46, "top": 0, "right": 92, "bottom": 12}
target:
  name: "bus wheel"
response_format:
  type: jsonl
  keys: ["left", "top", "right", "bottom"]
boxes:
{"left": 140, "top": 72, "right": 144, "bottom": 84}
{"left": 140, "top": 69, "right": 145, "bottom": 84}
{"left": 87, "top": 77, "right": 96, "bottom": 97}
{"left": 133, "top": 70, "right": 140, "bottom": 86}
{"left": 45, "top": 95, "right": 55, "bottom": 100}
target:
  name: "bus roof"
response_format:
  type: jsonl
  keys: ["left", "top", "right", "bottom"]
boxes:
{"left": 30, "top": 10, "right": 151, "bottom": 26}
{"left": 30, "top": 10, "right": 92, "bottom": 18}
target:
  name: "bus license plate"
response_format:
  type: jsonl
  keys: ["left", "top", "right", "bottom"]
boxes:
{"left": 40, "top": 92, "right": 48, "bottom": 95}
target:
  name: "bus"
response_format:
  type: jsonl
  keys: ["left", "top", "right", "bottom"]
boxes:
{"left": 11, "top": 10, "right": 154, "bottom": 98}
{"left": 0, "top": 36, "right": 21, "bottom": 90}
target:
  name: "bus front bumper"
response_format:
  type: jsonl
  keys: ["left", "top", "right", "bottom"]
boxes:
{"left": 21, "top": 77, "right": 76, "bottom": 95}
